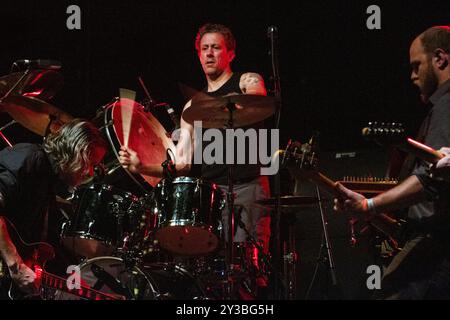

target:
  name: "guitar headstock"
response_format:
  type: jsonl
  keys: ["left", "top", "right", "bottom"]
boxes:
{"left": 362, "top": 122, "right": 406, "bottom": 146}
{"left": 277, "top": 140, "right": 319, "bottom": 177}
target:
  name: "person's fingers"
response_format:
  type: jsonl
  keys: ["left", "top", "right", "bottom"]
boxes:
{"left": 438, "top": 147, "right": 450, "bottom": 156}
{"left": 120, "top": 157, "right": 130, "bottom": 164}
{"left": 127, "top": 148, "right": 137, "bottom": 157}
{"left": 336, "top": 183, "right": 354, "bottom": 198}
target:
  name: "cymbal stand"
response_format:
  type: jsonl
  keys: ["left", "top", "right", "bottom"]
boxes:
{"left": 0, "top": 68, "right": 30, "bottom": 148}
{"left": 225, "top": 100, "right": 237, "bottom": 299}
{"left": 315, "top": 185, "right": 338, "bottom": 292}
{"left": 0, "top": 120, "right": 17, "bottom": 147}
{"left": 0, "top": 69, "right": 31, "bottom": 104}
{"left": 235, "top": 209, "right": 284, "bottom": 282}
{"left": 282, "top": 214, "right": 297, "bottom": 300}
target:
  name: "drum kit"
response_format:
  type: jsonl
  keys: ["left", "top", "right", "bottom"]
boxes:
{"left": 0, "top": 65, "right": 294, "bottom": 300}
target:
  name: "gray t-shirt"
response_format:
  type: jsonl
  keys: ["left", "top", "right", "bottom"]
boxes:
{"left": 408, "top": 79, "right": 450, "bottom": 223}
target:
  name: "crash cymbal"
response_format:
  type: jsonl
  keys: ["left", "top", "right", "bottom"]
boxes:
{"left": 255, "top": 196, "right": 322, "bottom": 208}
{"left": 182, "top": 93, "right": 276, "bottom": 128}
{"left": 0, "top": 95, "right": 73, "bottom": 136}
{"left": 0, "top": 70, "right": 63, "bottom": 101}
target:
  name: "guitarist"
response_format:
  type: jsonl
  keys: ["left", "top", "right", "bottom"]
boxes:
{"left": 0, "top": 119, "right": 106, "bottom": 299}
{"left": 335, "top": 26, "right": 450, "bottom": 299}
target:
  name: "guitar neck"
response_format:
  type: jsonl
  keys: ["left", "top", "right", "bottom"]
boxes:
{"left": 37, "top": 269, "right": 120, "bottom": 300}
{"left": 308, "top": 171, "right": 342, "bottom": 197}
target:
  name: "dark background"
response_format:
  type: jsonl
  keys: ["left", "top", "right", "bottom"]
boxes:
{"left": 1, "top": 0, "right": 449, "bottom": 299}
{"left": 2, "top": 0, "right": 449, "bottom": 148}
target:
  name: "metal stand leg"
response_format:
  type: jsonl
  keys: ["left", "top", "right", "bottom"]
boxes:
{"left": 316, "top": 185, "right": 339, "bottom": 294}
{"left": 283, "top": 223, "right": 297, "bottom": 300}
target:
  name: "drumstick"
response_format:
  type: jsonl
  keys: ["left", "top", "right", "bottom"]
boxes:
{"left": 119, "top": 88, "right": 136, "bottom": 148}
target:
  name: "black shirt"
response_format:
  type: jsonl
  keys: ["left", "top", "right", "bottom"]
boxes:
{"left": 200, "top": 72, "right": 265, "bottom": 185}
{"left": 409, "top": 78, "right": 450, "bottom": 223}
{"left": 0, "top": 143, "right": 57, "bottom": 243}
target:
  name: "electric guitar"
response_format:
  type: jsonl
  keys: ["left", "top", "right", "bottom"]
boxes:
{"left": 0, "top": 217, "right": 121, "bottom": 300}
{"left": 275, "top": 141, "right": 404, "bottom": 252}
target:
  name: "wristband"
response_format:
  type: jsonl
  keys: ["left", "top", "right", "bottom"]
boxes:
{"left": 367, "top": 198, "right": 377, "bottom": 214}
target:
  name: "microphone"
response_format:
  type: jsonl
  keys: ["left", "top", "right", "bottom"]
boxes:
{"left": 13, "top": 59, "right": 62, "bottom": 70}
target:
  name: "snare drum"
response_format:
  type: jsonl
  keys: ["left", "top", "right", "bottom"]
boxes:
{"left": 61, "top": 184, "right": 141, "bottom": 258}
{"left": 151, "top": 177, "right": 225, "bottom": 256}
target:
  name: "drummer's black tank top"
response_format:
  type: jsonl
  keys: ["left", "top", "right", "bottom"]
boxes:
{"left": 200, "top": 72, "right": 263, "bottom": 185}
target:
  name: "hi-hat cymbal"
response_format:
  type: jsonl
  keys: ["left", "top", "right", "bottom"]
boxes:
{"left": 0, "top": 70, "right": 63, "bottom": 101}
{"left": 0, "top": 95, "right": 73, "bottom": 136}
{"left": 255, "top": 196, "right": 322, "bottom": 208}
{"left": 182, "top": 93, "right": 276, "bottom": 128}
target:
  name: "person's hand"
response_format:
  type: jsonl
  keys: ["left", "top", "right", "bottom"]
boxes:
{"left": 431, "top": 147, "right": 450, "bottom": 181}
{"left": 119, "top": 146, "right": 141, "bottom": 174}
{"left": 333, "top": 183, "right": 368, "bottom": 213}
{"left": 8, "top": 262, "right": 38, "bottom": 295}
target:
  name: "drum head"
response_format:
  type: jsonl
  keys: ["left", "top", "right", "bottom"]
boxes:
{"left": 107, "top": 98, "right": 175, "bottom": 188}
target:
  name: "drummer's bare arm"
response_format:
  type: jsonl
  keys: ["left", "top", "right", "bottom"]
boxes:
{"left": 119, "top": 100, "right": 194, "bottom": 177}
{"left": 239, "top": 73, "right": 267, "bottom": 96}
{"left": 174, "top": 100, "right": 194, "bottom": 175}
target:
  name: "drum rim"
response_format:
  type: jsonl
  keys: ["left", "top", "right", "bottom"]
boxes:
{"left": 103, "top": 100, "right": 151, "bottom": 193}
{"left": 61, "top": 232, "right": 115, "bottom": 245}
{"left": 161, "top": 176, "right": 221, "bottom": 189}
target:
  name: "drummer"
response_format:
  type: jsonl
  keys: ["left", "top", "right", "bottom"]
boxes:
{"left": 119, "top": 23, "right": 271, "bottom": 269}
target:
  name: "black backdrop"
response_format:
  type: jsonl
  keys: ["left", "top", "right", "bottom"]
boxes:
{"left": 1, "top": 0, "right": 449, "bottom": 299}
{"left": 2, "top": 0, "right": 449, "bottom": 148}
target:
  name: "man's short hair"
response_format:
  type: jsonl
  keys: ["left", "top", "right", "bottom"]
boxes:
{"left": 195, "top": 23, "right": 236, "bottom": 52}
{"left": 420, "top": 26, "right": 450, "bottom": 55}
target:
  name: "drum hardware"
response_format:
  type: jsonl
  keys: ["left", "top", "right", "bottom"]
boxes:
{"left": 255, "top": 195, "right": 322, "bottom": 208}
{"left": 0, "top": 119, "right": 16, "bottom": 147}
{"left": 280, "top": 138, "right": 342, "bottom": 299}
{"left": 0, "top": 68, "right": 33, "bottom": 103}
{"left": 90, "top": 263, "right": 134, "bottom": 299}
{"left": 181, "top": 90, "right": 276, "bottom": 298}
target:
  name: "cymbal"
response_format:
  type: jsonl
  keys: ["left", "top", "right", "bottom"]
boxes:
{"left": 182, "top": 93, "right": 276, "bottom": 128}
{"left": 0, "top": 70, "right": 63, "bottom": 101}
{"left": 0, "top": 95, "right": 73, "bottom": 136}
{"left": 255, "top": 196, "right": 322, "bottom": 208}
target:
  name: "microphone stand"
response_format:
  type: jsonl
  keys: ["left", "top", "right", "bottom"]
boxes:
{"left": 268, "top": 25, "right": 285, "bottom": 299}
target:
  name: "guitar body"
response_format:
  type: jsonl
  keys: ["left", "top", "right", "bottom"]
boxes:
{"left": 0, "top": 217, "right": 55, "bottom": 300}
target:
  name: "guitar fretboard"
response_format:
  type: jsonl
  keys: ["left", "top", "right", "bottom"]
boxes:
{"left": 339, "top": 177, "right": 398, "bottom": 194}
{"left": 37, "top": 269, "right": 120, "bottom": 300}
